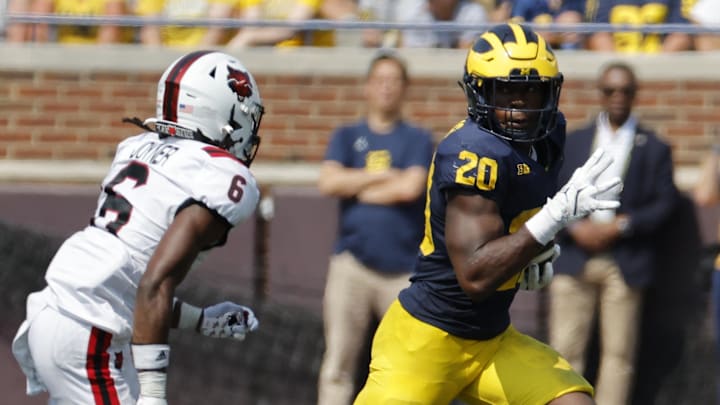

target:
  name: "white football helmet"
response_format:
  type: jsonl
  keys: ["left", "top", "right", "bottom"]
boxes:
{"left": 146, "top": 51, "right": 264, "bottom": 166}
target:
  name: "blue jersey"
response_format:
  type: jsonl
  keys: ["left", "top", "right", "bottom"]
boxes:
{"left": 591, "top": 0, "right": 689, "bottom": 52}
{"left": 325, "top": 120, "right": 435, "bottom": 273}
{"left": 399, "top": 116, "right": 565, "bottom": 340}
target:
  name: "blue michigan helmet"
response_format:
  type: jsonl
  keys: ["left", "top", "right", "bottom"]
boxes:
{"left": 460, "top": 23, "right": 564, "bottom": 143}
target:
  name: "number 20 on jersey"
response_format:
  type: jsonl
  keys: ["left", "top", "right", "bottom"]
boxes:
{"left": 454, "top": 151, "right": 498, "bottom": 191}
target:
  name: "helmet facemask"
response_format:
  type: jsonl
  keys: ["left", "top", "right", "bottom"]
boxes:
{"left": 220, "top": 102, "right": 265, "bottom": 166}
{"left": 462, "top": 73, "right": 563, "bottom": 143}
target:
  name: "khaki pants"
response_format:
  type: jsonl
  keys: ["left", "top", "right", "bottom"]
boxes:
{"left": 318, "top": 251, "right": 411, "bottom": 405}
{"left": 549, "top": 256, "right": 643, "bottom": 405}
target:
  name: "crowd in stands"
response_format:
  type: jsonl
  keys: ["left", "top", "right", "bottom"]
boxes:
{"left": 2, "top": 0, "right": 718, "bottom": 51}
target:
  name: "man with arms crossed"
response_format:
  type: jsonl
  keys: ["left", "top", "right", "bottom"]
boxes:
{"left": 317, "top": 51, "right": 434, "bottom": 405}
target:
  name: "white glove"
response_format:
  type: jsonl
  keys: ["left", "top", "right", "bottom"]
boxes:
{"left": 518, "top": 244, "right": 561, "bottom": 290}
{"left": 525, "top": 148, "right": 623, "bottom": 245}
{"left": 137, "top": 395, "right": 167, "bottom": 405}
{"left": 200, "top": 301, "right": 259, "bottom": 340}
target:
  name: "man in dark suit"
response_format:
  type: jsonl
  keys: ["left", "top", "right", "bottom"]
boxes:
{"left": 548, "top": 61, "right": 678, "bottom": 405}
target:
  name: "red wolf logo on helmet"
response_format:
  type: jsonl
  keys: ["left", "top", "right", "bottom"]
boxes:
{"left": 227, "top": 66, "right": 253, "bottom": 99}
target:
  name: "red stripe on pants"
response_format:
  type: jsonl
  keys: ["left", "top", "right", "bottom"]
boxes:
{"left": 86, "top": 327, "right": 120, "bottom": 405}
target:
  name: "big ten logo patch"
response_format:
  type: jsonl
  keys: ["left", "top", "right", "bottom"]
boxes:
{"left": 365, "top": 150, "right": 392, "bottom": 172}
{"left": 516, "top": 163, "right": 531, "bottom": 175}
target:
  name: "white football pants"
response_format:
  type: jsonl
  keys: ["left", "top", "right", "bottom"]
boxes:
{"left": 28, "top": 306, "right": 139, "bottom": 404}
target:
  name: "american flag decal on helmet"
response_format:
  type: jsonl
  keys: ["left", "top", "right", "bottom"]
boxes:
{"left": 227, "top": 66, "right": 253, "bottom": 99}
{"left": 162, "top": 50, "right": 213, "bottom": 122}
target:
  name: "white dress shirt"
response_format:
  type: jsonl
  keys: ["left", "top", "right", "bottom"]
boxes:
{"left": 590, "top": 112, "right": 636, "bottom": 223}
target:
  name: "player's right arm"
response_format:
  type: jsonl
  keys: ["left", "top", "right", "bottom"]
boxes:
{"left": 445, "top": 145, "right": 621, "bottom": 302}
{"left": 434, "top": 130, "right": 547, "bottom": 301}
{"left": 446, "top": 190, "right": 547, "bottom": 302}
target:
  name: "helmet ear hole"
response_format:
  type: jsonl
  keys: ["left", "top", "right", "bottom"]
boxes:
{"left": 221, "top": 124, "right": 234, "bottom": 137}
{"left": 221, "top": 125, "right": 246, "bottom": 150}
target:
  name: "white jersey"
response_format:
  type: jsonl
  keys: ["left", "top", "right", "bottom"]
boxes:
{"left": 42, "top": 132, "right": 260, "bottom": 341}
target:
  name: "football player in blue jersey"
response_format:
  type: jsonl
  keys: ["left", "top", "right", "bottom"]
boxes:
{"left": 353, "top": 23, "right": 623, "bottom": 405}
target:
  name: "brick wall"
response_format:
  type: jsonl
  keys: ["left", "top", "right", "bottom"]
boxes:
{"left": 2, "top": 46, "right": 720, "bottom": 187}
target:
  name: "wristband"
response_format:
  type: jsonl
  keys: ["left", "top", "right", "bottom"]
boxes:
{"left": 132, "top": 344, "right": 170, "bottom": 370}
{"left": 175, "top": 300, "right": 203, "bottom": 331}
{"left": 524, "top": 204, "right": 562, "bottom": 245}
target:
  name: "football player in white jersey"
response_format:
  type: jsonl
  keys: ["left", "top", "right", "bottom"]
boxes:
{"left": 12, "top": 50, "right": 265, "bottom": 405}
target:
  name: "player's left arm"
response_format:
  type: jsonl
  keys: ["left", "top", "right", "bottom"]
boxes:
{"left": 131, "top": 204, "right": 230, "bottom": 404}
{"left": 133, "top": 203, "right": 228, "bottom": 344}
{"left": 449, "top": 148, "right": 623, "bottom": 301}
